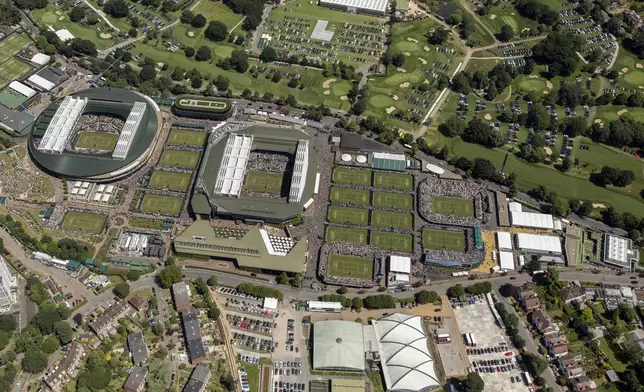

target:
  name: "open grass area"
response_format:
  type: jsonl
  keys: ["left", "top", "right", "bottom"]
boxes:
{"left": 329, "top": 187, "right": 370, "bottom": 206}
{"left": 158, "top": 150, "right": 200, "bottom": 168}
{"left": 240, "top": 362, "right": 260, "bottom": 392}
{"left": 593, "top": 105, "right": 644, "bottom": 124}
{"left": 0, "top": 33, "right": 31, "bottom": 63}
{"left": 325, "top": 227, "right": 368, "bottom": 244}
{"left": 61, "top": 212, "right": 107, "bottom": 234}
{"left": 370, "top": 232, "right": 413, "bottom": 252}
{"left": 191, "top": 0, "right": 243, "bottom": 30}
{"left": 140, "top": 194, "right": 184, "bottom": 215}
{"left": 128, "top": 216, "right": 165, "bottom": 230}
{"left": 422, "top": 229, "right": 466, "bottom": 252}
{"left": 327, "top": 206, "right": 369, "bottom": 226}
{"left": 478, "top": 2, "right": 538, "bottom": 36}
{"left": 0, "top": 58, "right": 32, "bottom": 81}
{"left": 244, "top": 171, "right": 284, "bottom": 194}
{"left": 432, "top": 196, "right": 474, "bottom": 217}
{"left": 373, "top": 172, "right": 413, "bottom": 190}
{"left": 332, "top": 168, "right": 371, "bottom": 186}
{"left": 598, "top": 337, "right": 626, "bottom": 372}
{"left": 75, "top": 132, "right": 119, "bottom": 151}
{"left": 372, "top": 191, "right": 413, "bottom": 210}
{"left": 613, "top": 49, "right": 644, "bottom": 89}
{"left": 371, "top": 211, "right": 413, "bottom": 230}
{"left": 328, "top": 254, "right": 374, "bottom": 279}
{"left": 166, "top": 129, "right": 206, "bottom": 147}
{"left": 150, "top": 171, "right": 192, "bottom": 192}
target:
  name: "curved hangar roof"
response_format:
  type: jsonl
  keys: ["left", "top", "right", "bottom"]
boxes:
{"left": 374, "top": 314, "right": 439, "bottom": 392}
{"left": 28, "top": 88, "right": 160, "bottom": 180}
{"left": 313, "top": 320, "right": 364, "bottom": 371}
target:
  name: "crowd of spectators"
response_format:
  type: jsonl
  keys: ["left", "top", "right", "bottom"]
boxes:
{"left": 74, "top": 114, "right": 125, "bottom": 134}
{"left": 418, "top": 177, "right": 487, "bottom": 226}
{"left": 318, "top": 243, "right": 378, "bottom": 288}
{"left": 247, "top": 151, "right": 292, "bottom": 173}
{"left": 421, "top": 224, "right": 485, "bottom": 270}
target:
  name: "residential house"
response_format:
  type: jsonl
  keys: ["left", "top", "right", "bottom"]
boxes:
{"left": 180, "top": 308, "right": 207, "bottom": 364}
{"left": 634, "top": 289, "right": 644, "bottom": 305}
{"left": 127, "top": 332, "right": 148, "bottom": 365}
{"left": 43, "top": 342, "right": 85, "bottom": 392}
{"left": 560, "top": 285, "right": 586, "bottom": 305}
{"left": 531, "top": 309, "right": 560, "bottom": 336}
{"left": 89, "top": 300, "right": 136, "bottom": 338}
{"left": 544, "top": 334, "right": 568, "bottom": 357}
{"left": 128, "top": 295, "right": 149, "bottom": 312}
{"left": 558, "top": 355, "right": 585, "bottom": 379}
{"left": 123, "top": 366, "right": 148, "bottom": 392}
{"left": 516, "top": 283, "right": 541, "bottom": 310}
{"left": 183, "top": 363, "right": 212, "bottom": 392}
{"left": 625, "top": 10, "right": 642, "bottom": 27}
{"left": 603, "top": 287, "right": 622, "bottom": 311}
{"left": 172, "top": 282, "right": 192, "bottom": 311}
{"left": 606, "top": 370, "right": 619, "bottom": 383}
{"left": 626, "top": 328, "right": 644, "bottom": 350}
{"left": 572, "top": 376, "right": 597, "bottom": 392}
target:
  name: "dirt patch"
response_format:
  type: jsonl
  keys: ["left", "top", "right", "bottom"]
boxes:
{"left": 397, "top": 68, "right": 407, "bottom": 73}
{"left": 407, "top": 37, "right": 418, "bottom": 43}
{"left": 99, "top": 33, "right": 112, "bottom": 39}
{"left": 418, "top": 57, "right": 427, "bottom": 65}
{"left": 424, "top": 79, "right": 430, "bottom": 84}
{"left": 323, "top": 90, "right": 331, "bottom": 95}
{"left": 322, "top": 78, "right": 336, "bottom": 88}
{"left": 546, "top": 80, "right": 553, "bottom": 89}
{"left": 386, "top": 106, "right": 397, "bottom": 114}
{"left": 543, "top": 90, "right": 549, "bottom": 94}
{"left": 399, "top": 82, "right": 410, "bottom": 88}
{"left": 622, "top": 67, "right": 629, "bottom": 73}
{"left": 618, "top": 108, "right": 628, "bottom": 116}
{"left": 592, "top": 203, "right": 606, "bottom": 208}
{"left": 637, "top": 63, "right": 644, "bottom": 69}
{"left": 544, "top": 147, "right": 552, "bottom": 155}
{"left": 393, "top": 95, "right": 399, "bottom": 101}
{"left": 489, "top": 14, "right": 497, "bottom": 20}
{"left": 58, "top": 16, "right": 65, "bottom": 21}
{"left": 404, "top": 52, "right": 411, "bottom": 56}
{"left": 640, "top": 86, "right": 644, "bottom": 89}
{"left": 528, "top": 74, "right": 539, "bottom": 79}
{"left": 188, "top": 31, "right": 195, "bottom": 37}
{"left": 423, "top": 46, "right": 430, "bottom": 52}
{"left": 484, "top": 113, "right": 492, "bottom": 120}
{"left": 340, "top": 96, "right": 348, "bottom": 101}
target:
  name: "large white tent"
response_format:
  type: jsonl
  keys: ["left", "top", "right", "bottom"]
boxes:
{"left": 498, "top": 251, "right": 515, "bottom": 271}
{"left": 510, "top": 210, "right": 556, "bottom": 230}
{"left": 496, "top": 231, "right": 512, "bottom": 250}
{"left": 515, "top": 233, "right": 562, "bottom": 254}
{"left": 9, "top": 81, "right": 36, "bottom": 98}
{"left": 28, "top": 74, "right": 55, "bottom": 91}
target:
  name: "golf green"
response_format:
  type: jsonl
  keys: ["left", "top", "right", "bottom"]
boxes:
{"left": 394, "top": 41, "right": 420, "bottom": 52}
{"left": 623, "top": 70, "right": 644, "bottom": 86}
{"left": 370, "top": 95, "right": 394, "bottom": 108}
{"left": 517, "top": 78, "right": 547, "bottom": 92}
{"left": 331, "top": 80, "right": 351, "bottom": 96}
{"left": 214, "top": 46, "right": 234, "bottom": 58}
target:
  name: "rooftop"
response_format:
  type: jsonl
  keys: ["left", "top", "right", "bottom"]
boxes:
{"left": 127, "top": 332, "right": 148, "bottom": 364}
{"left": 123, "top": 366, "right": 147, "bottom": 392}
{"left": 313, "top": 320, "right": 365, "bottom": 371}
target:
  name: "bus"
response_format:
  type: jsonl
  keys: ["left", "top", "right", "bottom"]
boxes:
{"left": 469, "top": 333, "right": 477, "bottom": 347}
{"left": 523, "top": 372, "right": 533, "bottom": 386}
{"left": 464, "top": 333, "right": 472, "bottom": 346}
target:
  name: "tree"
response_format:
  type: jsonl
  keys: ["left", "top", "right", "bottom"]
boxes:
{"left": 447, "top": 284, "right": 465, "bottom": 298}
{"left": 463, "top": 372, "right": 485, "bottom": 392}
{"left": 499, "top": 24, "right": 514, "bottom": 41}
{"left": 0, "top": 315, "right": 16, "bottom": 332}
{"left": 471, "top": 158, "right": 498, "bottom": 180}
{"left": 338, "top": 286, "right": 348, "bottom": 294}
{"left": 55, "top": 321, "right": 74, "bottom": 344}
{"left": 523, "top": 353, "right": 547, "bottom": 375}
{"left": 191, "top": 75, "right": 203, "bottom": 88}
{"left": 214, "top": 75, "right": 230, "bottom": 91}
{"left": 391, "top": 52, "right": 405, "bottom": 67}
{"left": 191, "top": 13, "right": 207, "bottom": 28}
{"left": 0, "top": 3, "right": 21, "bottom": 25}
{"left": 438, "top": 115, "right": 466, "bottom": 137}
{"left": 277, "top": 272, "right": 289, "bottom": 285}
{"left": 415, "top": 290, "right": 440, "bottom": 304}
{"left": 429, "top": 28, "right": 449, "bottom": 44}
{"left": 532, "top": 31, "right": 582, "bottom": 76}
{"left": 128, "top": 27, "right": 138, "bottom": 38}
{"left": 158, "top": 265, "right": 182, "bottom": 288}
{"left": 22, "top": 349, "right": 47, "bottom": 373}
{"left": 260, "top": 47, "right": 278, "bottom": 63}
{"left": 195, "top": 45, "right": 211, "bottom": 61}
{"left": 207, "top": 275, "right": 218, "bottom": 286}
{"left": 451, "top": 72, "right": 472, "bottom": 94}
{"left": 511, "top": 335, "right": 525, "bottom": 349}
{"left": 69, "top": 5, "right": 87, "bottom": 22}
{"left": 205, "top": 21, "right": 228, "bottom": 41}
{"left": 103, "top": 0, "right": 129, "bottom": 18}
{"left": 114, "top": 282, "right": 130, "bottom": 299}
{"left": 352, "top": 297, "right": 363, "bottom": 310}
{"left": 180, "top": 10, "right": 194, "bottom": 24}
{"left": 152, "top": 323, "right": 164, "bottom": 336}
{"left": 184, "top": 46, "right": 195, "bottom": 57}
{"left": 42, "top": 335, "right": 59, "bottom": 354}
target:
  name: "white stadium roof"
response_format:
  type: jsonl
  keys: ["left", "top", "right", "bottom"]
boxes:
{"left": 510, "top": 210, "right": 555, "bottom": 230}
{"left": 499, "top": 251, "right": 515, "bottom": 271}
{"left": 213, "top": 134, "right": 253, "bottom": 197}
{"left": 28, "top": 74, "right": 55, "bottom": 91}
{"left": 313, "top": 320, "right": 365, "bottom": 371}
{"left": 9, "top": 81, "right": 36, "bottom": 98}
{"left": 374, "top": 314, "right": 439, "bottom": 392}
{"left": 389, "top": 256, "right": 411, "bottom": 274}
{"left": 319, "top": 0, "right": 389, "bottom": 13}
{"left": 515, "top": 233, "right": 562, "bottom": 254}
{"left": 496, "top": 231, "right": 512, "bottom": 250}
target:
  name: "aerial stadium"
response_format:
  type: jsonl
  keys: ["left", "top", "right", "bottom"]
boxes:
{"left": 28, "top": 88, "right": 162, "bottom": 181}
{"left": 171, "top": 95, "right": 233, "bottom": 120}
{"left": 190, "top": 122, "right": 320, "bottom": 223}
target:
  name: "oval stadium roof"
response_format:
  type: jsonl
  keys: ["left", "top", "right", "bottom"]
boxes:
{"left": 374, "top": 314, "right": 439, "bottom": 392}
{"left": 313, "top": 320, "right": 365, "bottom": 371}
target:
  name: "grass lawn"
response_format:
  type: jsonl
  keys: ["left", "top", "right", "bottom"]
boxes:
{"left": 158, "top": 150, "right": 200, "bottom": 168}
{"left": 61, "top": 212, "right": 107, "bottom": 233}
{"left": 244, "top": 171, "right": 284, "bottom": 194}
{"left": 327, "top": 206, "right": 369, "bottom": 226}
{"left": 240, "top": 362, "right": 260, "bottom": 392}
{"left": 325, "top": 227, "right": 368, "bottom": 244}
{"left": 593, "top": 105, "right": 644, "bottom": 124}
{"left": 0, "top": 33, "right": 31, "bottom": 63}
{"left": 330, "top": 187, "right": 370, "bottom": 206}
{"left": 166, "top": 129, "right": 206, "bottom": 147}
{"left": 598, "top": 337, "right": 626, "bottom": 372}
{"left": 465, "top": 58, "right": 501, "bottom": 74}
{"left": 140, "top": 194, "right": 184, "bottom": 215}
{"left": 422, "top": 229, "right": 466, "bottom": 252}
{"left": 328, "top": 254, "right": 374, "bottom": 279}
{"left": 371, "top": 211, "right": 413, "bottom": 230}
{"left": 150, "top": 171, "right": 192, "bottom": 192}
{"left": 370, "top": 232, "right": 413, "bottom": 252}
{"left": 74, "top": 132, "right": 119, "bottom": 151}
{"left": 478, "top": 2, "right": 538, "bottom": 36}
{"left": 0, "top": 58, "right": 32, "bottom": 81}
{"left": 373, "top": 172, "right": 413, "bottom": 190}
{"left": 372, "top": 191, "right": 413, "bottom": 210}
{"left": 128, "top": 216, "right": 165, "bottom": 230}
{"left": 191, "top": 1, "right": 243, "bottom": 30}
{"left": 613, "top": 49, "right": 644, "bottom": 89}
{"left": 332, "top": 168, "right": 371, "bottom": 186}
{"left": 432, "top": 196, "right": 474, "bottom": 217}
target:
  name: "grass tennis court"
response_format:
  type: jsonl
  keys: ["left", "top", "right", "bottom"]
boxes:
{"left": 330, "top": 187, "right": 370, "bottom": 206}
{"left": 370, "top": 232, "right": 413, "bottom": 252}
{"left": 325, "top": 227, "right": 368, "bottom": 244}
{"left": 328, "top": 254, "right": 374, "bottom": 280}
{"left": 0, "top": 34, "right": 31, "bottom": 63}
{"left": 372, "top": 191, "right": 413, "bottom": 210}
{"left": 75, "top": 132, "right": 119, "bottom": 151}
{"left": 0, "top": 88, "right": 29, "bottom": 109}
{"left": 373, "top": 172, "right": 413, "bottom": 190}
{"left": 244, "top": 171, "right": 284, "bottom": 194}
{"left": 140, "top": 194, "right": 184, "bottom": 215}
{"left": 422, "top": 229, "right": 466, "bottom": 252}
{"left": 150, "top": 171, "right": 192, "bottom": 192}
{"left": 0, "top": 58, "right": 32, "bottom": 82}
{"left": 327, "top": 206, "right": 369, "bottom": 225}
{"left": 159, "top": 150, "right": 200, "bottom": 168}
{"left": 61, "top": 211, "right": 107, "bottom": 234}
{"left": 432, "top": 196, "right": 474, "bottom": 217}
{"left": 332, "top": 168, "right": 371, "bottom": 186}
{"left": 371, "top": 211, "right": 413, "bottom": 229}
{"left": 167, "top": 129, "right": 206, "bottom": 147}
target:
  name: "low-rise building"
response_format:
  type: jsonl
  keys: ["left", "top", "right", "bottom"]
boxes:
{"left": 603, "top": 234, "right": 639, "bottom": 270}
{"left": 558, "top": 355, "right": 585, "bottom": 380}
{"left": 123, "top": 366, "right": 148, "bottom": 392}
{"left": 180, "top": 308, "right": 207, "bottom": 364}
{"left": 128, "top": 295, "right": 149, "bottom": 312}
{"left": 626, "top": 329, "right": 644, "bottom": 350}
{"left": 127, "top": 332, "right": 148, "bottom": 365}
{"left": 43, "top": 342, "right": 85, "bottom": 391}
{"left": 516, "top": 283, "right": 540, "bottom": 310}
{"left": 560, "top": 285, "right": 586, "bottom": 305}
{"left": 531, "top": 309, "right": 559, "bottom": 336}
{"left": 183, "top": 363, "right": 212, "bottom": 392}
{"left": 172, "top": 282, "right": 192, "bottom": 311}
{"left": 572, "top": 375, "right": 597, "bottom": 392}
{"left": 89, "top": 300, "right": 135, "bottom": 338}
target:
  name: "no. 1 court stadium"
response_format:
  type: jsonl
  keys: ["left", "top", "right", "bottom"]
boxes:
{"left": 171, "top": 95, "right": 233, "bottom": 120}
{"left": 61, "top": 211, "right": 107, "bottom": 233}
{"left": 327, "top": 254, "right": 374, "bottom": 280}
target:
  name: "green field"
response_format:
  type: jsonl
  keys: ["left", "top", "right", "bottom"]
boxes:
{"left": 478, "top": 2, "right": 538, "bottom": 37}
{"left": 158, "top": 150, "right": 200, "bottom": 168}
{"left": 422, "top": 229, "right": 466, "bottom": 252}
{"left": 332, "top": 168, "right": 371, "bottom": 186}
{"left": 0, "top": 33, "right": 31, "bottom": 63}
{"left": 244, "top": 171, "right": 284, "bottom": 194}
{"left": 327, "top": 206, "right": 369, "bottom": 226}
{"left": 75, "top": 132, "right": 119, "bottom": 151}
{"left": 0, "top": 58, "right": 32, "bottom": 81}
{"left": 370, "top": 232, "right": 413, "bottom": 252}
{"left": 140, "top": 194, "right": 184, "bottom": 215}
{"left": 373, "top": 172, "right": 413, "bottom": 190}
{"left": 328, "top": 254, "right": 374, "bottom": 280}
{"left": 372, "top": 191, "right": 413, "bottom": 210}
{"left": 371, "top": 211, "right": 413, "bottom": 230}
{"left": 166, "top": 129, "right": 206, "bottom": 147}
{"left": 329, "top": 187, "right": 370, "bottom": 206}
{"left": 190, "top": 0, "right": 244, "bottom": 30}
{"left": 61, "top": 212, "right": 107, "bottom": 233}
{"left": 325, "top": 227, "right": 368, "bottom": 244}
{"left": 128, "top": 216, "right": 165, "bottom": 230}
{"left": 150, "top": 171, "right": 192, "bottom": 192}
{"left": 432, "top": 196, "right": 474, "bottom": 217}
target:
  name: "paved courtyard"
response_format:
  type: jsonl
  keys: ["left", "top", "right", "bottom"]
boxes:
{"left": 436, "top": 317, "right": 468, "bottom": 377}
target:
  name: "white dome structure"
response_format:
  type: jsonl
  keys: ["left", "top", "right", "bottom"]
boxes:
{"left": 313, "top": 320, "right": 365, "bottom": 371}
{"left": 373, "top": 314, "right": 439, "bottom": 392}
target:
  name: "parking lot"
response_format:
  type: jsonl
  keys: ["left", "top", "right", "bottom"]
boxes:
{"left": 435, "top": 317, "right": 468, "bottom": 377}
{"left": 453, "top": 301, "right": 530, "bottom": 392}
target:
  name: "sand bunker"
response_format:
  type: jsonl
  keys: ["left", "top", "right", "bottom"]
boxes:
{"left": 423, "top": 46, "right": 430, "bottom": 52}
{"left": 637, "top": 63, "right": 643, "bottom": 69}
{"left": 490, "top": 14, "right": 497, "bottom": 19}
{"left": 58, "top": 16, "right": 65, "bottom": 21}
{"left": 322, "top": 78, "right": 336, "bottom": 88}
{"left": 618, "top": 108, "right": 628, "bottom": 115}
{"left": 544, "top": 147, "right": 552, "bottom": 155}
{"left": 424, "top": 79, "right": 430, "bottom": 84}
{"left": 386, "top": 106, "right": 397, "bottom": 114}
{"left": 594, "top": 119, "right": 604, "bottom": 125}
{"left": 622, "top": 67, "right": 629, "bottom": 73}
{"left": 399, "top": 82, "right": 410, "bottom": 88}
{"left": 543, "top": 91, "right": 549, "bottom": 94}
{"left": 393, "top": 95, "right": 399, "bottom": 101}
{"left": 397, "top": 68, "right": 407, "bottom": 73}
{"left": 407, "top": 37, "right": 419, "bottom": 43}
{"left": 323, "top": 90, "right": 331, "bottom": 95}
{"left": 188, "top": 31, "right": 195, "bottom": 37}
{"left": 340, "top": 96, "right": 348, "bottom": 101}
{"left": 546, "top": 80, "right": 553, "bottom": 89}
{"left": 592, "top": 203, "right": 606, "bottom": 208}
{"left": 528, "top": 74, "right": 539, "bottom": 79}
{"left": 510, "top": 12, "right": 515, "bottom": 15}
{"left": 484, "top": 113, "right": 492, "bottom": 120}
{"left": 640, "top": 86, "right": 644, "bottom": 89}
{"left": 100, "top": 33, "right": 112, "bottom": 39}
{"left": 418, "top": 57, "right": 427, "bottom": 65}
{"left": 368, "top": 78, "right": 375, "bottom": 81}
{"left": 404, "top": 52, "right": 411, "bottom": 56}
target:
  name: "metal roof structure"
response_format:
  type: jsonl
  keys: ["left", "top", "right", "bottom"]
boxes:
{"left": 510, "top": 210, "right": 556, "bottom": 230}
{"left": 289, "top": 140, "right": 309, "bottom": 203}
{"left": 31, "top": 53, "right": 51, "bottom": 65}
{"left": 498, "top": 251, "right": 515, "bottom": 271}
{"left": 389, "top": 256, "right": 411, "bottom": 274}
{"left": 38, "top": 96, "right": 88, "bottom": 153}
{"left": 28, "top": 74, "right": 55, "bottom": 91}
{"left": 373, "top": 314, "right": 439, "bottom": 392}
{"left": 263, "top": 297, "right": 278, "bottom": 310}
{"left": 319, "top": 0, "right": 390, "bottom": 14}
{"left": 331, "top": 378, "right": 366, "bottom": 392}
{"left": 515, "top": 233, "right": 562, "bottom": 254}
{"left": 603, "top": 233, "right": 639, "bottom": 268}
{"left": 9, "top": 81, "right": 36, "bottom": 98}
{"left": 213, "top": 134, "right": 253, "bottom": 197}
{"left": 372, "top": 152, "right": 406, "bottom": 171}
{"left": 55, "top": 29, "right": 75, "bottom": 42}
{"left": 113, "top": 102, "right": 146, "bottom": 159}
{"left": 496, "top": 231, "right": 512, "bottom": 250}
{"left": 313, "top": 320, "right": 365, "bottom": 371}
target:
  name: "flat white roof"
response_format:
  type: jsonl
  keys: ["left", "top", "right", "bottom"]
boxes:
{"left": 27, "top": 74, "right": 55, "bottom": 91}
{"left": 38, "top": 96, "right": 88, "bottom": 153}
{"left": 319, "top": 0, "right": 389, "bottom": 13}
{"left": 604, "top": 234, "right": 638, "bottom": 267}
{"left": 515, "top": 233, "right": 562, "bottom": 254}
{"left": 31, "top": 53, "right": 51, "bottom": 65}
{"left": 263, "top": 297, "right": 278, "bottom": 310}
{"left": 55, "top": 29, "right": 75, "bottom": 42}
{"left": 213, "top": 134, "right": 253, "bottom": 197}
{"left": 499, "top": 251, "right": 515, "bottom": 271}
{"left": 289, "top": 140, "right": 309, "bottom": 203}
{"left": 508, "top": 202, "right": 523, "bottom": 212}
{"left": 308, "top": 301, "right": 343, "bottom": 310}
{"left": 510, "top": 210, "right": 555, "bottom": 230}
{"left": 389, "top": 255, "right": 411, "bottom": 274}
{"left": 373, "top": 152, "right": 406, "bottom": 161}
{"left": 9, "top": 81, "right": 36, "bottom": 98}
{"left": 496, "top": 231, "right": 512, "bottom": 250}
{"left": 113, "top": 102, "right": 146, "bottom": 160}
